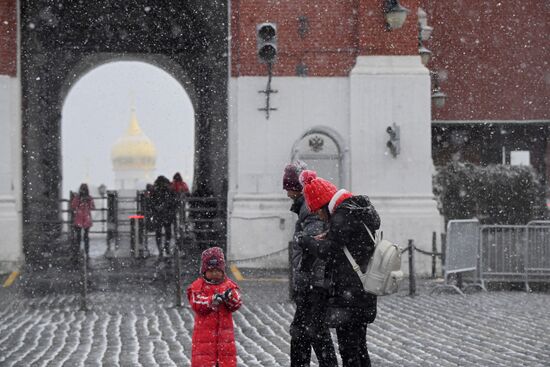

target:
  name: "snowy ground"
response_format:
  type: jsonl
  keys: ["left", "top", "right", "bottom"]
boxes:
{"left": 1, "top": 269, "right": 549, "bottom": 367}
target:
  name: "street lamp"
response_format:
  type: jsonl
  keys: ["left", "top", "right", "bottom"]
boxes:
{"left": 383, "top": 0, "right": 410, "bottom": 30}
{"left": 419, "top": 44, "right": 432, "bottom": 65}
{"left": 431, "top": 71, "right": 447, "bottom": 108}
{"left": 417, "top": 8, "right": 433, "bottom": 41}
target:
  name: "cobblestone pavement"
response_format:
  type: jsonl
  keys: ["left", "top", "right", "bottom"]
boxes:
{"left": 1, "top": 275, "right": 549, "bottom": 367}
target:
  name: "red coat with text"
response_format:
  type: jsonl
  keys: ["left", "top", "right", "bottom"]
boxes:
{"left": 187, "top": 277, "right": 242, "bottom": 367}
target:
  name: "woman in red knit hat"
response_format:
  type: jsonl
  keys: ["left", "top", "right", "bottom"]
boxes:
{"left": 298, "top": 170, "right": 380, "bottom": 367}
{"left": 187, "top": 247, "right": 242, "bottom": 367}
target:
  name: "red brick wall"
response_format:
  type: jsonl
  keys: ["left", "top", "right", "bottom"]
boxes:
{"left": 421, "top": 0, "right": 549, "bottom": 121}
{"left": 0, "top": 0, "right": 16, "bottom": 77}
{"left": 231, "top": 0, "right": 420, "bottom": 77}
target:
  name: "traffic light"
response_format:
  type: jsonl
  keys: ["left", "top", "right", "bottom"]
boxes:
{"left": 386, "top": 123, "right": 400, "bottom": 157}
{"left": 256, "top": 23, "right": 277, "bottom": 64}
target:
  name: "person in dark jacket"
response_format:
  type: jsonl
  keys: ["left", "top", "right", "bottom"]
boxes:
{"left": 150, "top": 175, "right": 177, "bottom": 257}
{"left": 298, "top": 170, "right": 380, "bottom": 367}
{"left": 283, "top": 163, "right": 337, "bottom": 367}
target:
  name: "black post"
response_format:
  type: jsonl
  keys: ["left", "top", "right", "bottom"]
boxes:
{"left": 441, "top": 232, "right": 446, "bottom": 268}
{"left": 288, "top": 241, "right": 294, "bottom": 302}
{"left": 138, "top": 217, "right": 145, "bottom": 258}
{"left": 80, "top": 248, "right": 87, "bottom": 311}
{"left": 408, "top": 239, "right": 416, "bottom": 297}
{"left": 130, "top": 217, "right": 136, "bottom": 258}
{"left": 175, "top": 240, "right": 183, "bottom": 308}
{"left": 69, "top": 191, "right": 76, "bottom": 261}
{"left": 432, "top": 231, "right": 437, "bottom": 278}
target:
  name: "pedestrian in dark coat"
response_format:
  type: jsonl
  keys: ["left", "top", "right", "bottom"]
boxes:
{"left": 70, "top": 183, "right": 95, "bottom": 259}
{"left": 150, "top": 175, "right": 177, "bottom": 257}
{"left": 283, "top": 163, "right": 337, "bottom": 367}
{"left": 298, "top": 170, "right": 380, "bottom": 367}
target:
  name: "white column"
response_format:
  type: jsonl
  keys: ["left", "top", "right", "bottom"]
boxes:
{"left": 0, "top": 75, "right": 23, "bottom": 273}
{"left": 350, "top": 56, "right": 443, "bottom": 274}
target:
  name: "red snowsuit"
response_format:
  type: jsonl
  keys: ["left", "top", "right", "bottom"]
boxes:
{"left": 187, "top": 276, "right": 242, "bottom": 367}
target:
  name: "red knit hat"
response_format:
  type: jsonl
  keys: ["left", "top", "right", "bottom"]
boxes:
{"left": 200, "top": 247, "right": 226, "bottom": 274}
{"left": 299, "top": 170, "right": 338, "bottom": 212}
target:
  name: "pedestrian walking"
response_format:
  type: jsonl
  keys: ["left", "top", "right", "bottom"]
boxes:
{"left": 170, "top": 172, "right": 190, "bottom": 241}
{"left": 70, "top": 183, "right": 95, "bottom": 260}
{"left": 298, "top": 170, "right": 380, "bottom": 367}
{"left": 170, "top": 172, "right": 190, "bottom": 196}
{"left": 150, "top": 175, "right": 176, "bottom": 257}
{"left": 283, "top": 162, "right": 337, "bottom": 367}
{"left": 187, "top": 246, "right": 242, "bottom": 367}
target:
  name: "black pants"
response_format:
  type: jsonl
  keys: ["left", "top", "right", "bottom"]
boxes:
{"left": 155, "top": 223, "right": 171, "bottom": 255}
{"left": 336, "top": 318, "right": 370, "bottom": 367}
{"left": 290, "top": 289, "right": 337, "bottom": 367}
{"left": 74, "top": 227, "right": 90, "bottom": 256}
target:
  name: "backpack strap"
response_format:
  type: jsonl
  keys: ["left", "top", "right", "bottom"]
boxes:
{"left": 362, "top": 222, "right": 377, "bottom": 244}
{"left": 343, "top": 246, "right": 363, "bottom": 274}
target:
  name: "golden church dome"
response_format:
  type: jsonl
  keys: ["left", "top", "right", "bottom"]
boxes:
{"left": 111, "top": 109, "right": 157, "bottom": 171}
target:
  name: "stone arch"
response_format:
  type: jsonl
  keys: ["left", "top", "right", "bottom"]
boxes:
{"left": 21, "top": 0, "right": 228, "bottom": 262}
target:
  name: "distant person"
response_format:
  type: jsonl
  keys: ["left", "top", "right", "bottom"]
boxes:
{"left": 150, "top": 175, "right": 176, "bottom": 257}
{"left": 70, "top": 183, "right": 95, "bottom": 260}
{"left": 187, "top": 247, "right": 242, "bottom": 367}
{"left": 283, "top": 162, "right": 337, "bottom": 367}
{"left": 143, "top": 183, "right": 155, "bottom": 233}
{"left": 171, "top": 172, "right": 190, "bottom": 237}
{"left": 171, "top": 172, "right": 190, "bottom": 196}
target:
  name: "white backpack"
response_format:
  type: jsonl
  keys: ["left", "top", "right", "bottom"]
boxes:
{"left": 343, "top": 224, "right": 403, "bottom": 296}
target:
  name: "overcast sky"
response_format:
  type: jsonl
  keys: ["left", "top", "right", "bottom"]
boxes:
{"left": 62, "top": 61, "right": 195, "bottom": 196}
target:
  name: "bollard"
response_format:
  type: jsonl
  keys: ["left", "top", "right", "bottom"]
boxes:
{"left": 288, "top": 241, "right": 294, "bottom": 302}
{"left": 80, "top": 248, "right": 88, "bottom": 311}
{"left": 175, "top": 242, "right": 183, "bottom": 307}
{"left": 432, "top": 232, "right": 437, "bottom": 278}
{"left": 130, "top": 217, "right": 137, "bottom": 257}
{"left": 408, "top": 239, "right": 416, "bottom": 297}
{"left": 137, "top": 216, "right": 146, "bottom": 258}
{"left": 440, "top": 232, "right": 446, "bottom": 268}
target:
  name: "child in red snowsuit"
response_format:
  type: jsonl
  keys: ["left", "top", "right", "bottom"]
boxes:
{"left": 187, "top": 247, "right": 242, "bottom": 367}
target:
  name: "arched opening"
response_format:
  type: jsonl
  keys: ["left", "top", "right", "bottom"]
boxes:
{"left": 61, "top": 60, "right": 195, "bottom": 258}
{"left": 292, "top": 128, "right": 345, "bottom": 187}
{"left": 62, "top": 60, "right": 195, "bottom": 195}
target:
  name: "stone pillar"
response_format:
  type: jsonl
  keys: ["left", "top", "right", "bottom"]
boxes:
{"left": 349, "top": 55, "right": 443, "bottom": 273}
{"left": 0, "top": 75, "right": 23, "bottom": 273}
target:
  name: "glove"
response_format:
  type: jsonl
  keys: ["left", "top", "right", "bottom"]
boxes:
{"left": 212, "top": 293, "right": 224, "bottom": 306}
{"left": 223, "top": 288, "right": 232, "bottom": 301}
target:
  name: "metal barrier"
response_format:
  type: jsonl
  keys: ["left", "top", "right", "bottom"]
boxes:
{"left": 431, "top": 219, "right": 485, "bottom": 296}
{"left": 431, "top": 219, "right": 550, "bottom": 295}
{"left": 479, "top": 225, "right": 527, "bottom": 285}
{"left": 525, "top": 221, "right": 550, "bottom": 291}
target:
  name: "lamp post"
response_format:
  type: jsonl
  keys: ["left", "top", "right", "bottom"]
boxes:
{"left": 383, "top": 0, "right": 410, "bottom": 30}
{"left": 418, "top": 8, "right": 432, "bottom": 65}
{"left": 430, "top": 71, "right": 447, "bottom": 108}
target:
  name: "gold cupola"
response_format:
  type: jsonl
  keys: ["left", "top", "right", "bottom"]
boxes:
{"left": 111, "top": 108, "right": 157, "bottom": 171}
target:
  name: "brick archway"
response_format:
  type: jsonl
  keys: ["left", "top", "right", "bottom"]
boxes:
{"left": 21, "top": 1, "right": 228, "bottom": 262}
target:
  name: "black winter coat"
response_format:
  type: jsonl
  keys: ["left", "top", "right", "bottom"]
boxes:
{"left": 150, "top": 186, "right": 177, "bottom": 226}
{"left": 305, "top": 195, "right": 380, "bottom": 321}
{"left": 290, "top": 195, "right": 327, "bottom": 293}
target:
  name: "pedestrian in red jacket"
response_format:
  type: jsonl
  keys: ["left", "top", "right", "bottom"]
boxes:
{"left": 187, "top": 247, "right": 242, "bottom": 367}
{"left": 70, "top": 183, "right": 95, "bottom": 259}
